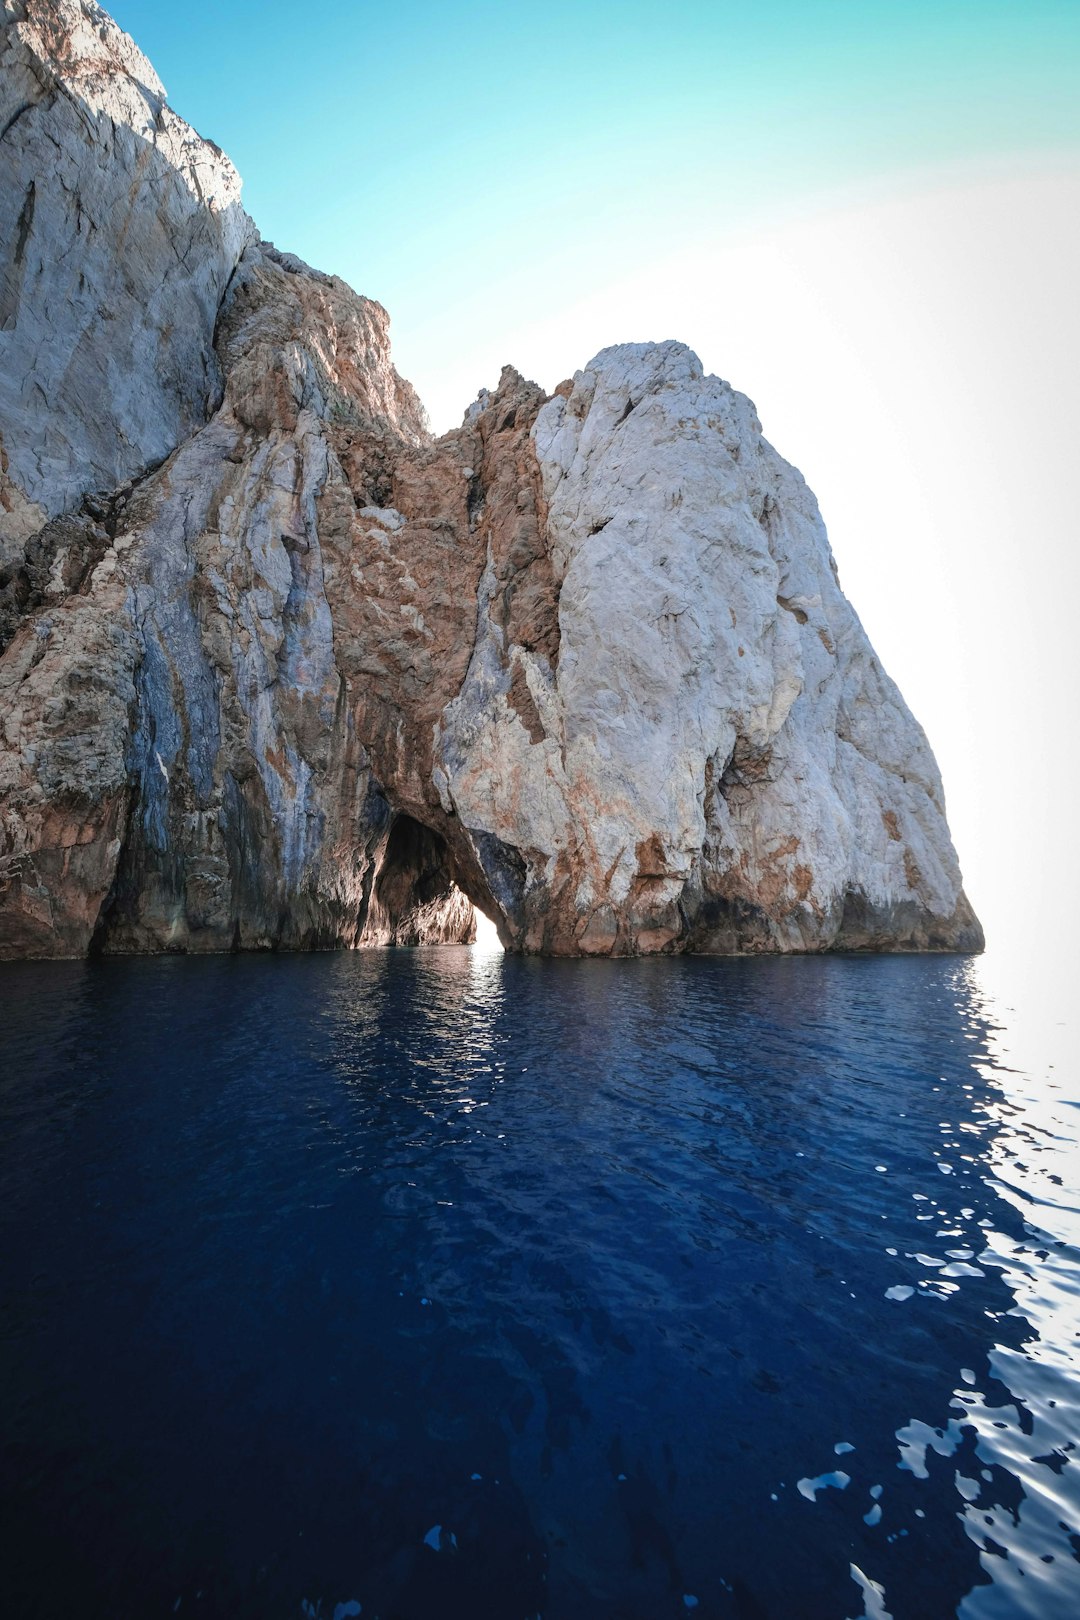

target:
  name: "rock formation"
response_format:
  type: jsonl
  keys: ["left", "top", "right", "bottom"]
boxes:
{"left": 0, "top": 0, "right": 983, "bottom": 958}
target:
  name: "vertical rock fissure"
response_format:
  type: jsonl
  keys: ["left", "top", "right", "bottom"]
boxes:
{"left": 0, "top": 178, "right": 35, "bottom": 329}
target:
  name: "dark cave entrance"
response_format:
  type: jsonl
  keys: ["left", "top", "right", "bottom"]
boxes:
{"left": 371, "top": 813, "right": 502, "bottom": 949}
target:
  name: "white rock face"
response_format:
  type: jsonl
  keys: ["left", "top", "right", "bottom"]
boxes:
{"left": 0, "top": 0, "right": 255, "bottom": 562}
{"left": 438, "top": 343, "right": 979, "bottom": 952}
{"left": 0, "top": 1, "right": 980, "bottom": 958}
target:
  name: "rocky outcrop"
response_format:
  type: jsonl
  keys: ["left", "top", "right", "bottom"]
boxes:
{"left": 439, "top": 344, "right": 981, "bottom": 954}
{"left": 0, "top": 0, "right": 983, "bottom": 958}
{"left": 0, "top": 0, "right": 255, "bottom": 568}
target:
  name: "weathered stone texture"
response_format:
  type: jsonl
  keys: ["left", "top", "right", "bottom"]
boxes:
{"left": 0, "top": 1, "right": 982, "bottom": 958}
{"left": 0, "top": 0, "right": 255, "bottom": 564}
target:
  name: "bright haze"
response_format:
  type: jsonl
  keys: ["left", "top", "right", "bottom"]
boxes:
{"left": 112, "top": 0, "right": 1080, "bottom": 957}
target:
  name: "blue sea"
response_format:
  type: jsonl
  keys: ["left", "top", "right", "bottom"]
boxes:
{"left": 1, "top": 945, "right": 1077, "bottom": 1619}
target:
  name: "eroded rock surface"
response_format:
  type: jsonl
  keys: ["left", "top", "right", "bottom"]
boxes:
{"left": 0, "top": 0, "right": 255, "bottom": 567}
{"left": 0, "top": 0, "right": 983, "bottom": 958}
{"left": 440, "top": 344, "right": 981, "bottom": 954}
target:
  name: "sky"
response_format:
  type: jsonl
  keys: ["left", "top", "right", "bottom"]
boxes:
{"left": 111, "top": 0, "right": 1080, "bottom": 958}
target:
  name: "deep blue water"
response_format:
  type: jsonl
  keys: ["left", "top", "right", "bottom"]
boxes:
{"left": 1, "top": 948, "right": 1078, "bottom": 1620}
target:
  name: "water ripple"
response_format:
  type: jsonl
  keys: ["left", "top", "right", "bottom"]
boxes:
{"left": 0, "top": 948, "right": 1076, "bottom": 1619}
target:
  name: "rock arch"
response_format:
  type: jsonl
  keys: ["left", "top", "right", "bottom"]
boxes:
{"left": 362, "top": 813, "right": 476, "bottom": 947}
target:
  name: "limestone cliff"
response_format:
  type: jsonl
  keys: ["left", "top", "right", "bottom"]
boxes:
{"left": 0, "top": 0, "right": 983, "bottom": 958}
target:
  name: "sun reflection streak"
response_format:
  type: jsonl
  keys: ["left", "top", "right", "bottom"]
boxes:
{"left": 885, "top": 954, "right": 1080, "bottom": 1619}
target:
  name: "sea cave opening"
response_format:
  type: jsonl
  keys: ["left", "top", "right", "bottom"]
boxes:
{"left": 472, "top": 906, "right": 503, "bottom": 950}
{"left": 372, "top": 812, "right": 503, "bottom": 950}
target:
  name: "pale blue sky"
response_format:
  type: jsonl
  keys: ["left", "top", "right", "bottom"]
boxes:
{"left": 112, "top": 1, "right": 1079, "bottom": 332}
